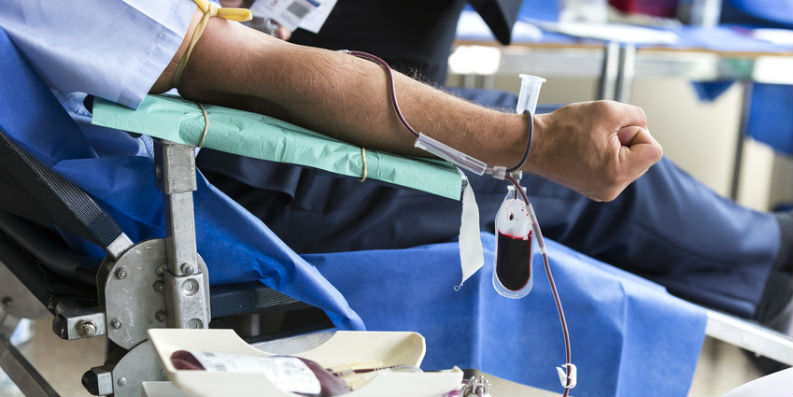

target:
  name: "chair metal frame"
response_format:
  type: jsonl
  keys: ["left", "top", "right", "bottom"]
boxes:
{"left": 0, "top": 132, "right": 304, "bottom": 396}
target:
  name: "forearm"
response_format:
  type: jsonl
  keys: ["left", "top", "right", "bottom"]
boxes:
{"left": 159, "top": 15, "right": 531, "bottom": 169}
{"left": 154, "top": 13, "right": 662, "bottom": 202}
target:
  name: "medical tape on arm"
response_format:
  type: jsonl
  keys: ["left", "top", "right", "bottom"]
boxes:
{"left": 455, "top": 171, "right": 484, "bottom": 291}
{"left": 360, "top": 147, "right": 368, "bottom": 182}
{"left": 173, "top": 0, "right": 252, "bottom": 89}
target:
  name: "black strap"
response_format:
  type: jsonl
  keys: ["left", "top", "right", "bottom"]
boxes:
{"left": 0, "top": 128, "right": 125, "bottom": 249}
{"left": 209, "top": 282, "right": 306, "bottom": 318}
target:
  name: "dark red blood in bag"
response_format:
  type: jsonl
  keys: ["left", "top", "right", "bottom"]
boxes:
{"left": 495, "top": 231, "right": 532, "bottom": 291}
{"left": 171, "top": 350, "right": 205, "bottom": 370}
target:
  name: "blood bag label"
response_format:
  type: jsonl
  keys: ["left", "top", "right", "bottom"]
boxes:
{"left": 190, "top": 352, "right": 321, "bottom": 395}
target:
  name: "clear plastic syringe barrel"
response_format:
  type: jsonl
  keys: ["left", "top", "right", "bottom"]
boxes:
{"left": 515, "top": 74, "right": 546, "bottom": 114}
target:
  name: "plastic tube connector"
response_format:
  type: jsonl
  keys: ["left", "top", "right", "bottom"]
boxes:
{"left": 485, "top": 166, "right": 507, "bottom": 180}
{"left": 516, "top": 74, "right": 546, "bottom": 115}
{"left": 414, "top": 133, "right": 487, "bottom": 175}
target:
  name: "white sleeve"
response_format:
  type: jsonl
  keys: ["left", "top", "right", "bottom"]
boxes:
{"left": 0, "top": 0, "right": 197, "bottom": 109}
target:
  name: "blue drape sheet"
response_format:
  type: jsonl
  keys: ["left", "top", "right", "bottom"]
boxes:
{"left": 0, "top": 28, "right": 365, "bottom": 330}
{"left": 306, "top": 234, "right": 707, "bottom": 396}
{"left": 0, "top": 28, "right": 706, "bottom": 396}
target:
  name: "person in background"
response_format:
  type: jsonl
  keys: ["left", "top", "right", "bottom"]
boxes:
{"left": 204, "top": 0, "right": 793, "bottom": 341}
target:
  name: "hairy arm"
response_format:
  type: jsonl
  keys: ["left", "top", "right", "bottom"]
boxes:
{"left": 153, "top": 11, "right": 662, "bottom": 201}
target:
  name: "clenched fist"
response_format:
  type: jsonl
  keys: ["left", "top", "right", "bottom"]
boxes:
{"left": 525, "top": 101, "right": 663, "bottom": 201}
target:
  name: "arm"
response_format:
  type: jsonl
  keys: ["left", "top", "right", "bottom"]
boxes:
{"left": 153, "top": 11, "right": 662, "bottom": 201}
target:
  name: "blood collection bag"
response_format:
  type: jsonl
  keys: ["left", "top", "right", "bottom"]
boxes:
{"left": 492, "top": 185, "right": 534, "bottom": 299}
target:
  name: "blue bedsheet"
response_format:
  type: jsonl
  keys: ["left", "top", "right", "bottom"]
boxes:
{"left": 306, "top": 234, "right": 706, "bottom": 396}
{"left": 0, "top": 27, "right": 706, "bottom": 396}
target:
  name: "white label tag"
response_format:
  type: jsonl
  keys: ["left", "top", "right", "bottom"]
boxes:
{"left": 249, "top": 0, "right": 321, "bottom": 31}
{"left": 456, "top": 173, "right": 484, "bottom": 290}
{"left": 299, "top": 0, "right": 337, "bottom": 33}
{"left": 190, "top": 352, "right": 321, "bottom": 395}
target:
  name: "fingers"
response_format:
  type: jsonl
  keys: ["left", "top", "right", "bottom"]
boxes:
{"left": 617, "top": 125, "right": 657, "bottom": 146}
{"left": 219, "top": 0, "right": 245, "bottom": 7}
{"left": 592, "top": 101, "right": 647, "bottom": 128}
{"left": 524, "top": 101, "right": 660, "bottom": 203}
{"left": 618, "top": 126, "right": 663, "bottom": 188}
{"left": 277, "top": 26, "right": 292, "bottom": 41}
{"left": 608, "top": 101, "right": 647, "bottom": 129}
{"left": 218, "top": 0, "right": 292, "bottom": 40}
{"left": 596, "top": 126, "right": 662, "bottom": 202}
{"left": 618, "top": 126, "right": 662, "bottom": 162}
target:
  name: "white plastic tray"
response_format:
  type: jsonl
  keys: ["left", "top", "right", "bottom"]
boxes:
{"left": 148, "top": 328, "right": 463, "bottom": 397}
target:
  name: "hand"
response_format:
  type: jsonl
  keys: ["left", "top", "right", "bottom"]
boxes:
{"left": 219, "top": 0, "right": 250, "bottom": 7}
{"left": 527, "top": 101, "right": 663, "bottom": 202}
{"left": 219, "top": 0, "right": 293, "bottom": 40}
{"left": 262, "top": 20, "right": 293, "bottom": 41}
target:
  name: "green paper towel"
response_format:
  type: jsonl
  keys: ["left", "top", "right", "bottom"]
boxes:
{"left": 92, "top": 95, "right": 462, "bottom": 200}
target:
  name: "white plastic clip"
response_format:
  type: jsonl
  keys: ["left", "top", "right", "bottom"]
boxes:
{"left": 556, "top": 363, "right": 577, "bottom": 389}
{"left": 484, "top": 165, "right": 506, "bottom": 180}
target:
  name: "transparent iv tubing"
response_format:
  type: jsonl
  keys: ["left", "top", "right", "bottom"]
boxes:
{"left": 505, "top": 174, "right": 573, "bottom": 396}
{"left": 348, "top": 49, "right": 574, "bottom": 396}
{"left": 345, "top": 50, "right": 419, "bottom": 137}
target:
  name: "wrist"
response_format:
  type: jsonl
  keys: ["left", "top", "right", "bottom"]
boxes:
{"left": 520, "top": 112, "right": 546, "bottom": 176}
{"left": 483, "top": 112, "right": 532, "bottom": 170}
{"left": 151, "top": 8, "right": 203, "bottom": 94}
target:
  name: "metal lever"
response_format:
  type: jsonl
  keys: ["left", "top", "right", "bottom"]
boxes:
{"left": 154, "top": 140, "right": 211, "bottom": 329}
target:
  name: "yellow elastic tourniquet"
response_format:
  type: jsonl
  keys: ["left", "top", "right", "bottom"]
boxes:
{"left": 360, "top": 147, "right": 368, "bottom": 182}
{"left": 196, "top": 102, "right": 209, "bottom": 147}
{"left": 172, "top": 0, "right": 252, "bottom": 88}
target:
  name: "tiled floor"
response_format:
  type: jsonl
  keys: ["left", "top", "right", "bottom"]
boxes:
{"left": 0, "top": 318, "right": 775, "bottom": 396}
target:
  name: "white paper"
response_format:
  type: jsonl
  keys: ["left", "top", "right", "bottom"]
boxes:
{"left": 299, "top": 0, "right": 337, "bottom": 33}
{"left": 455, "top": 174, "right": 484, "bottom": 291}
{"left": 190, "top": 352, "right": 321, "bottom": 395}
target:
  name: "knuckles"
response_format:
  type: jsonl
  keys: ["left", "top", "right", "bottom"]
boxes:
{"left": 589, "top": 100, "right": 614, "bottom": 116}
{"left": 650, "top": 143, "right": 664, "bottom": 163}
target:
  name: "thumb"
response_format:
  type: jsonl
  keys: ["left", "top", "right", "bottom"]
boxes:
{"left": 618, "top": 126, "right": 663, "bottom": 169}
